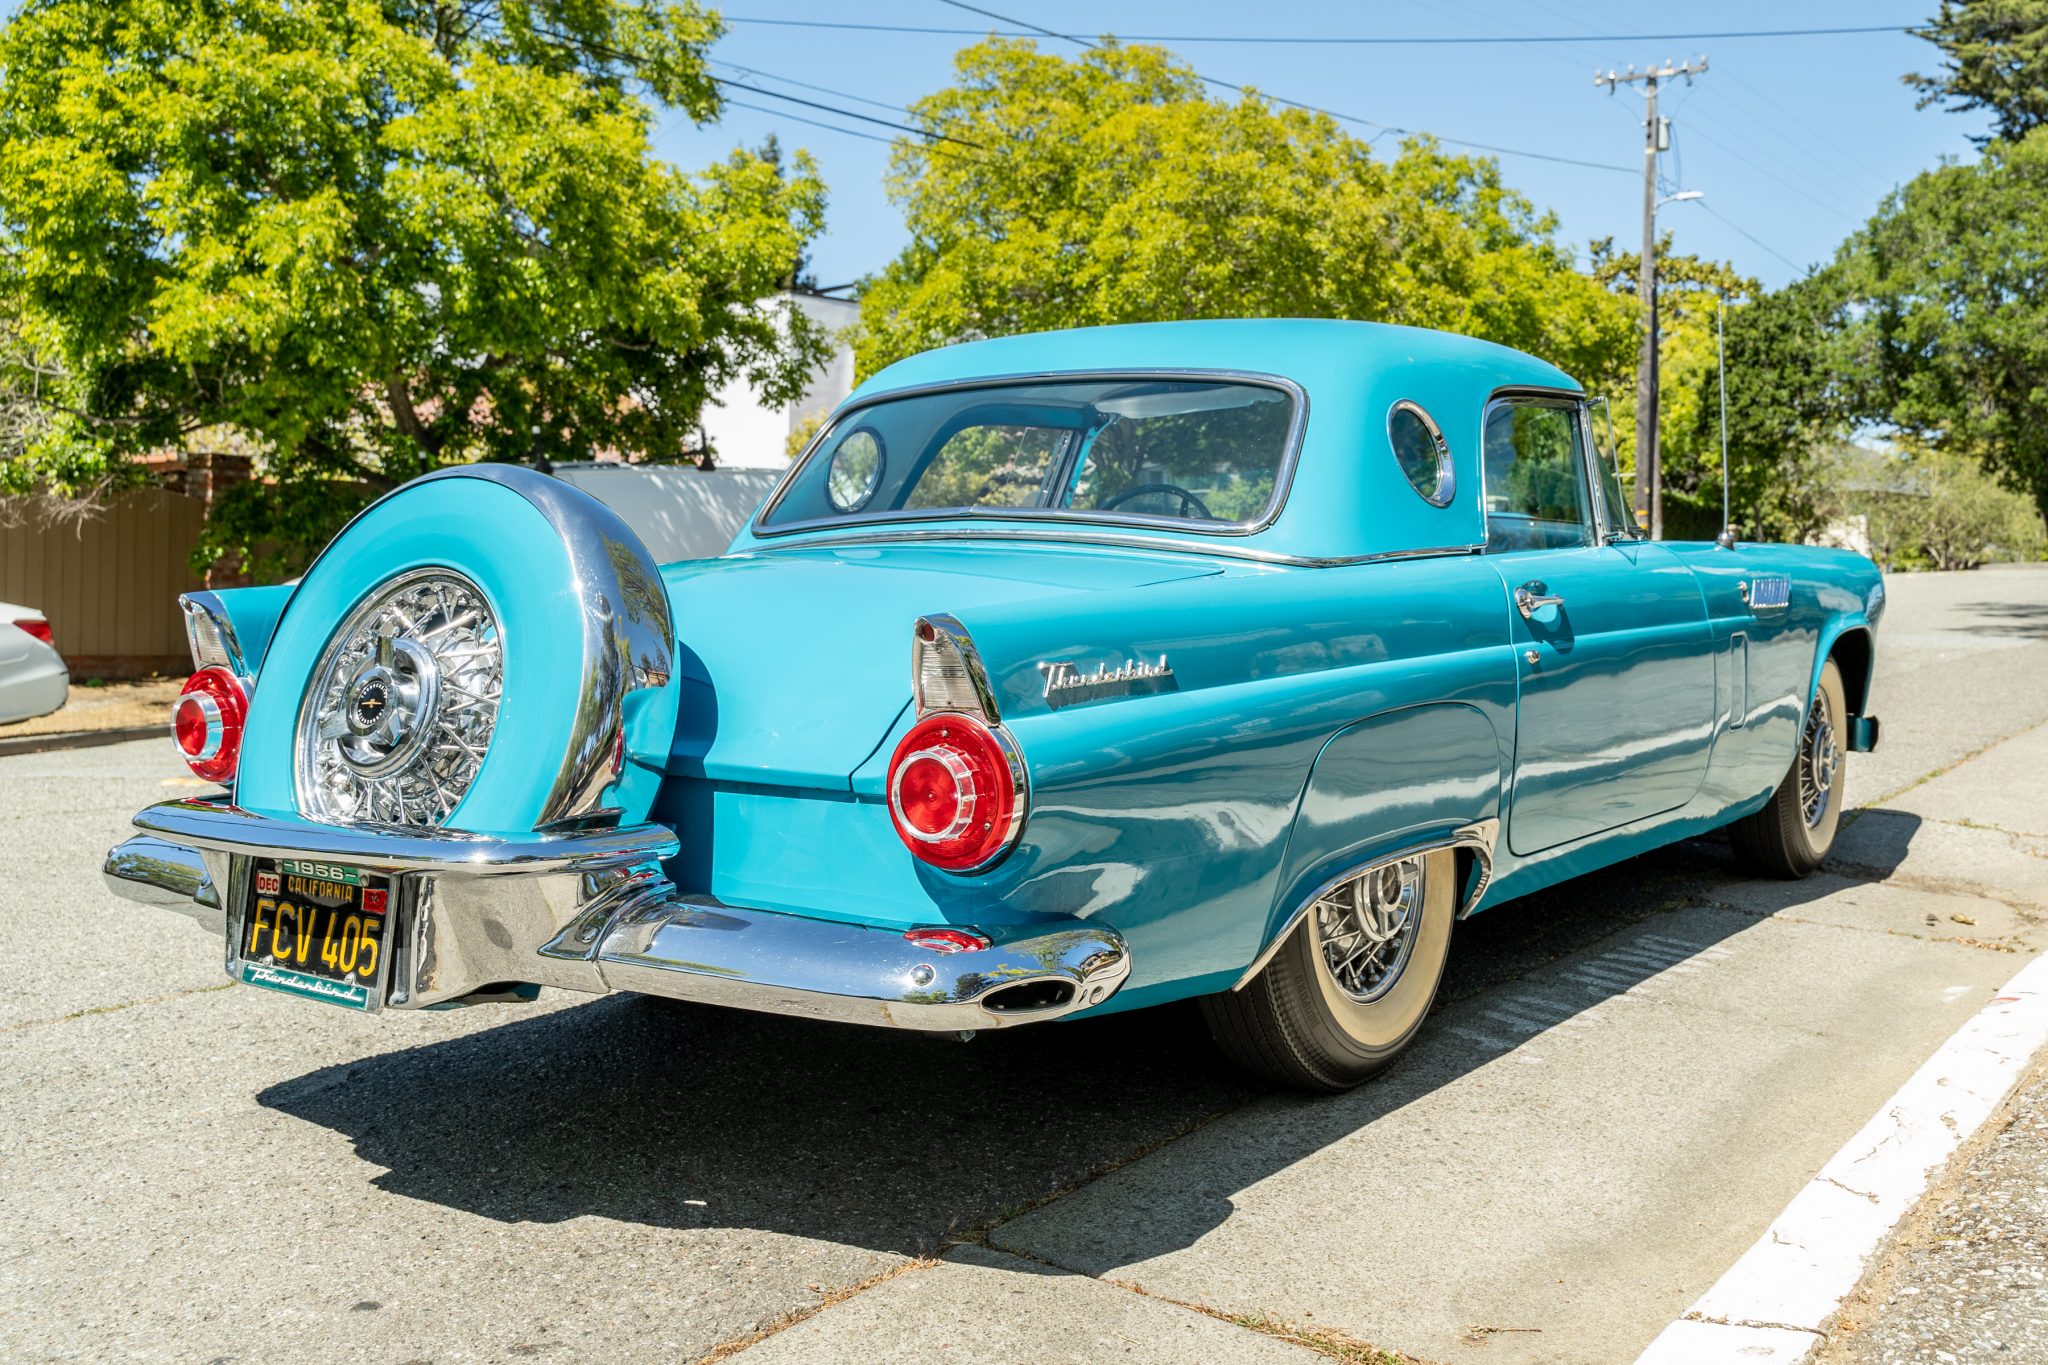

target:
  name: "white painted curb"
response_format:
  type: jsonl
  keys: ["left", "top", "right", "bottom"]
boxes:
{"left": 1636, "top": 951, "right": 2048, "bottom": 1364}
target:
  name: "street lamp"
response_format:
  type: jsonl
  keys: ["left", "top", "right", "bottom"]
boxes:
{"left": 1639, "top": 188, "right": 1705, "bottom": 538}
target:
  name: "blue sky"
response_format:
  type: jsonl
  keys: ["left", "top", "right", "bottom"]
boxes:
{"left": 658, "top": 1, "right": 1991, "bottom": 292}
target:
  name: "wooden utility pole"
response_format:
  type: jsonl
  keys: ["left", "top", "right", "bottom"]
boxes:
{"left": 1595, "top": 56, "right": 1706, "bottom": 539}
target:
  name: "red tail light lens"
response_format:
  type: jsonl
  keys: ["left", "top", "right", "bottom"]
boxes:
{"left": 887, "top": 712, "right": 1024, "bottom": 871}
{"left": 172, "top": 666, "right": 248, "bottom": 784}
{"left": 12, "top": 618, "right": 52, "bottom": 646}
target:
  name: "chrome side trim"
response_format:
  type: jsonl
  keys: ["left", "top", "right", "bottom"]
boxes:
{"left": 1232, "top": 819, "right": 1500, "bottom": 992}
{"left": 596, "top": 895, "right": 1130, "bottom": 1031}
{"left": 739, "top": 527, "right": 1486, "bottom": 569}
{"left": 754, "top": 368, "right": 1309, "bottom": 541}
{"left": 132, "top": 798, "right": 678, "bottom": 876}
{"left": 405, "top": 464, "right": 675, "bottom": 829}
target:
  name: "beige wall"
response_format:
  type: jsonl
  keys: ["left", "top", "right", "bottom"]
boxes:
{"left": 0, "top": 490, "right": 204, "bottom": 677}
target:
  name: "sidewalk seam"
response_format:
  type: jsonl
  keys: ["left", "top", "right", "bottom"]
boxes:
{"left": 685, "top": 1256, "right": 938, "bottom": 1365}
{"left": 0, "top": 981, "right": 233, "bottom": 1035}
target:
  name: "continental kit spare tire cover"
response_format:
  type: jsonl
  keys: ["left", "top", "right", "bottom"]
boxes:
{"left": 233, "top": 465, "right": 679, "bottom": 836}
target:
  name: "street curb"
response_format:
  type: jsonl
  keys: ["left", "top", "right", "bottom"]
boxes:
{"left": 1635, "top": 950, "right": 2048, "bottom": 1363}
{"left": 0, "top": 725, "right": 164, "bottom": 758}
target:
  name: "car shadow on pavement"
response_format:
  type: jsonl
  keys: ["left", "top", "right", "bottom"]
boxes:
{"left": 256, "top": 824, "right": 1907, "bottom": 1265}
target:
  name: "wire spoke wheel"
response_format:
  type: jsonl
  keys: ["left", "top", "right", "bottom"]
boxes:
{"left": 297, "top": 570, "right": 503, "bottom": 828}
{"left": 1798, "top": 685, "right": 1840, "bottom": 830}
{"left": 1312, "top": 855, "right": 1425, "bottom": 1005}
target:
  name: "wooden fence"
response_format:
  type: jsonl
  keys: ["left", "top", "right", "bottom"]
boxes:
{"left": 0, "top": 489, "right": 205, "bottom": 679}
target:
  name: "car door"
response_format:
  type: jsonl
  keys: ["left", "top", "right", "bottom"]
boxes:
{"left": 1480, "top": 395, "right": 1717, "bottom": 856}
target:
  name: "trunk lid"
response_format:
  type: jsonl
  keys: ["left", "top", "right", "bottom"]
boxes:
{"left": 660, "top": 541, "right": 1223, "bottom": 788}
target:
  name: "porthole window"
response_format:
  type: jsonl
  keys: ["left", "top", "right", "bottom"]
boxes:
{"left": 824, "top": 427, "right": 885, "bottom": 512}
{"left": 1387, "top": 401, "right": 1454, "bottom": 507}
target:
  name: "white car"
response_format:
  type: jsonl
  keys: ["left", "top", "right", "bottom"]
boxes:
{"left": 0, "top": 602, "right": 68, "bottom": 724}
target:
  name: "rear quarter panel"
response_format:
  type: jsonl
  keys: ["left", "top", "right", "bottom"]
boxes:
{"left": 842, "top": 556, "right": 1518, "bottom": 1009}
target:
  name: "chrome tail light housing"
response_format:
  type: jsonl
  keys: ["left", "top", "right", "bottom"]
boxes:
{"left": 892, "top": 615, "right": 1028, "bottom": 872}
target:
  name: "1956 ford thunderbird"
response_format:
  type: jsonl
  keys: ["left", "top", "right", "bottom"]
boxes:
{"left": 104, "top": 320, "right": 1884, "bottom": 1090}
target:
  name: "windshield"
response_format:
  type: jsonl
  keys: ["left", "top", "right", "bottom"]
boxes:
{"left": 760, "top": 377, "right": 1297, "bottom": 532}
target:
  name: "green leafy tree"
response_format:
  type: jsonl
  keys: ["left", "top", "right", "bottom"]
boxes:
{"left": 1837, "top": 128, "right": 2048, "bottom": 533}
{"left": 1589, "top": 238, "right": 1763, "bottom": 524}
{"left": 0, "top": 0, "right": 827, "bottom": 575}
{"left": 1677, "top": 272, "right": 1854, "bottom": 544}
{"left": 855, "top": 39, "right": 1634, "bottom": 391}
{"left": 1848, "top": 441, "right": 2047, "bottom": 570}
{"left": 1907, "top": 0, "right": 2048, "bottom": 144}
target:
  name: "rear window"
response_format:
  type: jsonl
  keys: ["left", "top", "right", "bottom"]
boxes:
{"left": 761, "top": 377, "right": 1297, "bottom": 532}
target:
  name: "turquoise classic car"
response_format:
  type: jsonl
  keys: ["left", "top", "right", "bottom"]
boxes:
{"left": 104, "top": 320, "right": 1884, "bottom": 1090}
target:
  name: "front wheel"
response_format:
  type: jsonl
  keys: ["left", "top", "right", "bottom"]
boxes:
{"left": 1201, "top": 848, "right": 1455, "bottom": 1091}
{"left": 1728, "top": 658, "right": 1847, "bottom": 879}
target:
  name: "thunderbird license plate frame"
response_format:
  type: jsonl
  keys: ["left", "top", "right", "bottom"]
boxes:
{"left": 230, "top": 856, "right": 394, "bottom": 1010}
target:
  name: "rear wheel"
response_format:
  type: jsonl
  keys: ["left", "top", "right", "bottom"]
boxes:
{"left": 1728, "top": 658, "right": 1847, "bottom": 879}
{"left": 1201, "top": 848, "right": 1455, "bottom": 1091}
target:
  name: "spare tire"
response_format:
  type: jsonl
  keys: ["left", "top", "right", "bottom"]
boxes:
{"left": 233, "top": 465, "right": 679, "bottom": 836}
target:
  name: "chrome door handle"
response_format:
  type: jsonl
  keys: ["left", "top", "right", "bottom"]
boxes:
{"left": 1514, "top": 582, "right": 1565, "bottom": 619}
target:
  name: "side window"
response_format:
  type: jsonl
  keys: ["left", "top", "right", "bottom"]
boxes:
{"left": 1482, "top": 400, "right": 1592, "bottom": 552}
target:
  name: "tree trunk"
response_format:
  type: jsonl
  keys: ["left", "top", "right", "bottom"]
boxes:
{"left": 384, "top": 375, "right": 442, "bottom": 459}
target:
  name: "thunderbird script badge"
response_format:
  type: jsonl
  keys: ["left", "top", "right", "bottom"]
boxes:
{"left": 1038, "top": 656, "right": 1177, "bottom": 709}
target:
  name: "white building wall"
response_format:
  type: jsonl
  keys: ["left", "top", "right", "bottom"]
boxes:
{"left": 701, "top": 291, "right": 859, "bottom": 469}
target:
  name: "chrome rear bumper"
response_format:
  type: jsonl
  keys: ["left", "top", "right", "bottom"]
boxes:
{"left": 104, "top": 799, "right": 1129, "bottom": 1029}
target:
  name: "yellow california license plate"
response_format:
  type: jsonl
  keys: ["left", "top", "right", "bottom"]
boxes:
{"left": 237, "top": 858, "right": 389, "bottom": 1009}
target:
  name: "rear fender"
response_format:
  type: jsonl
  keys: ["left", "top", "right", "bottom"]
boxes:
{"left": 1247, "top": 702, "right": 1504, "bottom": 983}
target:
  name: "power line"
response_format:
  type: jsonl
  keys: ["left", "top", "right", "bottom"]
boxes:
{"left": 932, "top": 0, "right": 1635, "bottom": 175}
{"left": 708, "top": 59, "right": 914, "bottom": 116}
{"left": 710, "top": 77, "right": 988, "bottom": 152}
{"left": 720, "top": 98, "right": 898, "bottom": 147}
{"left": 1715, "top": 65, "right": 1898, "bottom": 191}
{"left": 1675, "top": 92, "right": 1885, "bottom": 207}
{"left": 726, "top": 16, "right": 1911, "bottom": 44}
{"left": 1674, "top": 117, "right": 1863, "bottom": 226}
{"left": 1697, "top": 200, "right": 1804, "bottom": 274}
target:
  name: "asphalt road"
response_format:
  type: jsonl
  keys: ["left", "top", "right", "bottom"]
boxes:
{"left": 3, "top": 566, "right": 2046, "bottom": 1364}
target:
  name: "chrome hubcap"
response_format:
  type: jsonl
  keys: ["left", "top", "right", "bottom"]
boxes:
{"left": 299, "top": 571, "right": 502, "bottom": 828}
{"left": 337, "top": 636, "right": 440, "bottom": 777}
{"left": 1315, "top": 856, "right": 1425, "bottom": 1004}
{"left": 1799, "top": 691, "right": 1840, "bottom": 829}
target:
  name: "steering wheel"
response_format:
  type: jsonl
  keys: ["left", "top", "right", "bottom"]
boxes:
{"left": 1099, "top": 482, "right": 1213, "bottom": 520}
